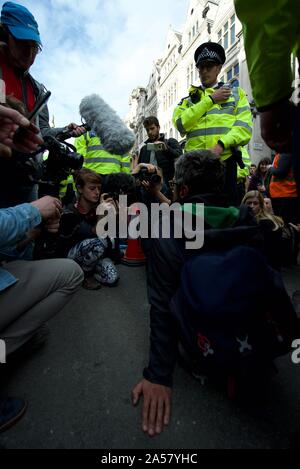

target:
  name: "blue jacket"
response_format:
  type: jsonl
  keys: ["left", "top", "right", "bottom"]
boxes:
{"left": 0, "top": 204, "right": 41, "bottom": 292}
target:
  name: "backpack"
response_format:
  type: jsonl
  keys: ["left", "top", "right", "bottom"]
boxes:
{"left": 170, "top": 246, "right": 299, "bottom": 380}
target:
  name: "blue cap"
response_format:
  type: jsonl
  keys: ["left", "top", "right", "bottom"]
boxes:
{"left": 1, "top": 2, "right": 41, "bottom": 44}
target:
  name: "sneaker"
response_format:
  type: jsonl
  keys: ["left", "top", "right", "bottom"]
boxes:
{"left": 0, "top": 397, "right": 27, "bottom": 433}
{"left": 82, "top": 276, "right": 102, "bottom": 290}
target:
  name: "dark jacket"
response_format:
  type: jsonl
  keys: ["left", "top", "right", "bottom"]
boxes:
{"left": 143, "top": 194, "right": 264, "bottom": 387}
{"left": 138, "top": 133, "right": 182, "bottom": 183}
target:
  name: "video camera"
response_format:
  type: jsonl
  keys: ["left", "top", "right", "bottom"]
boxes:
{"left": 133, "top": 167, "right": 162, "bottom": 185}
{"left": 13, "top": 132, "right": 84, "bottom": 197}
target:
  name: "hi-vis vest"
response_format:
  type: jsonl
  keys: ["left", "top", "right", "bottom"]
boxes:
{"left": 74, "top": 132, "right": 131, "bottom": 174}
{"left": 173, "top": 84, "right": 253, "bottom": 161}
{"left": 269, "top": 153, "right": 298, "bottom": 198}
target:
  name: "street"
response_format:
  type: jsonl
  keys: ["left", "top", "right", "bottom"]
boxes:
{"left": 0, "top": 263, "right": 300, "bottom": 449}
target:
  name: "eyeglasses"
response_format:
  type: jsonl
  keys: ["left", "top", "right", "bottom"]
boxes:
{"left": 11, "top": 36, "right": 42, "bottom": 54}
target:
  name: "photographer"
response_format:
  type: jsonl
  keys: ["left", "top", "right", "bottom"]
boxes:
{"left": 138, "top": 116, "right": 182, "bottom": 188}
{"left": 0, "top": 2, "right": 85, "bottom": 208}
{"left": 0, "top": 110, "right": 83, "bottom": 432}
{"left": 132, "top": 163, "right": 171, "bottom": 206}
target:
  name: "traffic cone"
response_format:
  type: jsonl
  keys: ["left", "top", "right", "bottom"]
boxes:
{"left": 121, "top": 204, "right": 146, "bottom": 266}
{"left": 121, "top": 238, "right": 146, "bottom": 266}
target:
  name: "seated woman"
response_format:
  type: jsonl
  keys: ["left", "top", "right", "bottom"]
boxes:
{"left": 248, "top": 157, "right": 272, "bottom": 197}
{"left": 59, "top": 168, "right": 119, "bottom": 290}
{"left": 241, "top": 190, "right": 299, "bottom": 269}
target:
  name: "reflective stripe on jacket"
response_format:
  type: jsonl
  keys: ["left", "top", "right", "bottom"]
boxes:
{"left": 173, "top": 84, "right": 253, "bottom": 161}
{"left": 74, "top": 133, "right": 130, "bottom": 174}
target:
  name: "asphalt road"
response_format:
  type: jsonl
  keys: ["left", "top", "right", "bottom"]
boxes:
{"left": 0, "top": 263, "right": 300, "bottom": 449}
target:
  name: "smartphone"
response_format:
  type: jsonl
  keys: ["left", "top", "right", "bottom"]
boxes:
{"left": 147, "top": 143, "right": 164, "bottom": 152}
{"left": 27, "top": 90, "right": 51, "bottom": 121}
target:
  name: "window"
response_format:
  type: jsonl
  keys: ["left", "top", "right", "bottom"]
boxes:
{"left": 220, "top": 75, "right": 225, "bottom": 83}
{"left": 226, "top": 63, "right": 240, "bottom": 83}
{"left": 224, "top": 22, "right": 229, "bottom": 50}
{"left": 218, "top": 18, "right": 234, "bottom": 51}
{"left": 230, "top": 14, "right": 236, "bottom": 45}
{"left": 224, "top": 31, "right": 229, "bottom": 50}
{"left": 189, "top": 32, "right": 191, "bottom": 43}
{"left": 192, "top": 25, "right": 195, "bottom": 37}
{"left": 190, "top": 63, "right": 193, "bottom": 84}
{"left": 234, "top": 63, "right": 239, "bottom": 76}
{"left": 196, "top": 21, "right": 199, "bottom": 32}
{"left": 218, "top": 30, "right": 222, "bottom": 45}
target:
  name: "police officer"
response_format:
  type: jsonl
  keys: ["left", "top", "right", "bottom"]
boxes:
{"left": 173, "top": 42, "right": 253, "bottom": 205}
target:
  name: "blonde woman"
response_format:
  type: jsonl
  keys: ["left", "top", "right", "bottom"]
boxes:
{"left": 242, "top": 191, "right": 299, "bottom": 268}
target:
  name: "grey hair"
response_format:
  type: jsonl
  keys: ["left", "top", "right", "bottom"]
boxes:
{"left": 174, "top": 150, "right": 225, "bottom": 195}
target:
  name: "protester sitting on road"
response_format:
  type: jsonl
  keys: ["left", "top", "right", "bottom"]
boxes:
{"left": 132, "top": 150, "right": 269, "bottom": 437}
{"left": 57, "top": 169, "right": 120, "bottom": 290}
{"left": 242, "top": 190, "right": 299, "bottom": 268}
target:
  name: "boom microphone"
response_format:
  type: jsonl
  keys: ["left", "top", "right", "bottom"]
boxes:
{"left": 79, "top": 94, "right": 135, "bottom": 155}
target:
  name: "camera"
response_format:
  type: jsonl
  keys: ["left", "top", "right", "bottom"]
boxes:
{"left": 41, "top": 136, "right": 83, "bottom": 185}
{"left": 147, "top": 142, "right": 164, "bottom": 152}
{"left": 12, "top": 136, "right": 83, "bottom": 197}
{"left": 134, "top": 167, "right": 162, "bottom": 185}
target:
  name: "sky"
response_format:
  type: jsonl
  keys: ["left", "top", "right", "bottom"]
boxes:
{"left": 3, "top": 0, "right": 189, "bottom": 127}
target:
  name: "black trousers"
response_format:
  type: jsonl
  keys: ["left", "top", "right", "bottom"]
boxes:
{"left": 224, "top": 156, "right": 238, "bottom": 207}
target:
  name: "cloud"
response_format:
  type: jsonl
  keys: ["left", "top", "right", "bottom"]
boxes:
{"left": 8, "top": 0, "right": 187, "bottom": 127}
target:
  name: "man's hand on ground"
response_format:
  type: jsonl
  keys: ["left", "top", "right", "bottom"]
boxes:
{"left": 132, "top": 378, "right": 171, "bottom": 437}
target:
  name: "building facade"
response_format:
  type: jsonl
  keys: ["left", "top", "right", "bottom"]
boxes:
{"left": 127, "top": 0, "right": 272, "bottom": 162}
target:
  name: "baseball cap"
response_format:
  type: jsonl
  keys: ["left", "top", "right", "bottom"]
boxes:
{"left": 1, "top": 2, "right": 41, "bottom": 44}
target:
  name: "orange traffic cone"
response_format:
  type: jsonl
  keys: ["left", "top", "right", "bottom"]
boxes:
{"left": 121, "top": 238, "right": 146, "bottom": 266}
{"left": 121, "top": 204, "right": 146, "bottom": 266}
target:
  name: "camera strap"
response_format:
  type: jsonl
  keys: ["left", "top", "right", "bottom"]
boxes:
{"left": 149, "top": 150, "right": 158, "bottom": 166}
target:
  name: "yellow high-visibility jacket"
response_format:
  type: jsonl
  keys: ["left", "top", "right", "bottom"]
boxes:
{"left": 173, "top": 84, "right": 253, "bottom": 161}
{"left": 234, "top": 0, "right": 299, "bottom": 109}
{"left": 74, "top": 132, "right": 131, "bottom": 174}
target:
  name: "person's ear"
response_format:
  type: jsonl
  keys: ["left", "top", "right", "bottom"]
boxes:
{"left": 77, "top": 185, "right": 83, "bottom": 194}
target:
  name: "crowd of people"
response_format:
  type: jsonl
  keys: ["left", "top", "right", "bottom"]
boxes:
{"left": 0, "top": 1, "right": 299, "bottom": 441}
